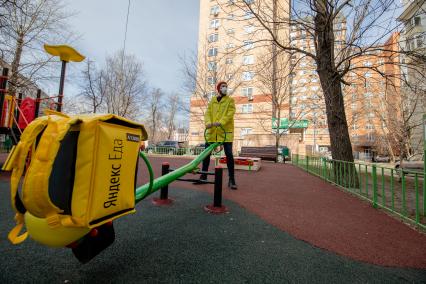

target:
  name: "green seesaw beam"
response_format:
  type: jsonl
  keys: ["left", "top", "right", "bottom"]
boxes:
{"left": 135, "top": 142, "right": 220, "bottom": 203}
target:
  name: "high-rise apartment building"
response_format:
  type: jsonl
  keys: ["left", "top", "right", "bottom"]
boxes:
{"left": 189, "top": 0, "right": 291, "bottom": 151}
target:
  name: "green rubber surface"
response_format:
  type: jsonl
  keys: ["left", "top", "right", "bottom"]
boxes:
{"left": 0, "top": 183, "right": 425, "bottom": 283}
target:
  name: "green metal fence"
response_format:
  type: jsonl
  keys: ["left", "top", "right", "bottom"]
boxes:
{"left": 292, "top": 154, "right": 426, "bottom": 230}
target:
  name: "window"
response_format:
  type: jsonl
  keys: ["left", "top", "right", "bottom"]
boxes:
{"left": 242, "top": 104, "right": 253, "bottom": 113}
{"left": 208, "top": 33, "right": 218, "bottom": 42}
{"left": 208, "top": 77, "right": 216, "bottom": 85}
{"left": 227, "top": 73, "right": 233, "bottom": 80}
{"left": 227, "top": 13, "right": 235, "bottom": 20}
{"left": 417, "top": 36, "right": 423, "bottom": 48}
{"left": 351, "top": 103, "right": 357, "bottom": 110}
{"left": 244, "top": 25, "right": 254, "bottom": 34}
{"left": 227, "top": 28, "right": 235, "bottom": 35}
{"left": 240, "top": 128, "right": 252, "bottom": 138}
{"left": 208, "top": 61, "right": 217, "bottom": 71}
{"left": 364, "top": 92, "right": 373, "bottom": 98}
{"left": 208, "top": 47, "right": 218, "bottom": 57}
{"left": 225, "top": 58, "right": 233, "bottom": 64}
{"left": 352, "top": 123, "right": 358, "bottom": 130}
{"left": 352, "top": 93, "right": 357, "bottom": 100}
{"left": 363, "top": 61, "right": 372, "bottom": 67}
{"left": 244, "top": 0, "right": 254, "bottom": 4}
{"left": 243, "top": 55, "right": 254, "bottom": 65}
{"left": 242, "top": 71, "right": 255, "bottom": 81}
{"left": 210, "top": 19, "right": 220, "bottom": 29}
{"left": 244, "top": 11, "right": 254, "bottom": 19}
{"left": 311, "top": 86, "right": 319, "bottom": 91}
{"left": 367, "top": 132, "right": 374, "bottom": 141}
{"left": 367, "top": 112, "right": 374, "bottom": 118}
{"left": 364, "top": 71, "right": 372, "bottom": 78}
{"left": 414, "top": 16, "right": 421, "bottom": 26}
{"left": 243, "top": 40, "right": 254, "bottom": 49}
{"left": 210, "top": 5, "right": 220, "bottom": 15}
{"left": 228, "top": 0, "right": 235, "bottom": 4}
{"left": 365, "top": 123, "right": 374, "bottom": 130}
{"left": 242, "top": 87, "right": 254, "bottom": 99}
{"left": 226, "top": 43, "right": 235, "bottom": 49}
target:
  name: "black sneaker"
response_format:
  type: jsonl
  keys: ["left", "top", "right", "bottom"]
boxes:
{"left": 193, "top": 174, "right": 208, "bottom": 184}
{"left": 228, "top": 180, "right": 238, "bottom": 190}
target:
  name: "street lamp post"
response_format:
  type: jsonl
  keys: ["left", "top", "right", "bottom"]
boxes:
{"left": 43, "top": 45, "right": 85, "bottom": 112}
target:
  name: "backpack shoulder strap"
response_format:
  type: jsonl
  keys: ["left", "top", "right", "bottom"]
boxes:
{"left": 5, "top": 116, "right": 49, "bottom": 244}
{"left": 22, "top": 115, "right": 80, "bottom": 222}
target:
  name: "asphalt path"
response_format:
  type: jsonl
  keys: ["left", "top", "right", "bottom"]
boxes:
{"left": 0, "top": 182, "right": 425, "bottom": 283}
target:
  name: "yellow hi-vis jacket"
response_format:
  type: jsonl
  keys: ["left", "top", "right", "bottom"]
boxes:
{"left": 204, "top": 95, "right": 235, "bottom": 142}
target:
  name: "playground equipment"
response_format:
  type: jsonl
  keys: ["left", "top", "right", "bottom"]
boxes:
{"left": 2, "top": 42, "right": 229, "bottom": 263}
{"left": 0, "top": 45, "right": 84, "bottom": 146}
{"left": 43, "top": 45, "right": 85, "bottom": 112}
{"left": 217, "top": 156, "right": 261, "bottom": 171}
{"left": 3, "top": 112, "right": 225, "bottom": 263}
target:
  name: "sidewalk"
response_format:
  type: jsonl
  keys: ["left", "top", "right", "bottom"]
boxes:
{"left": 138, "top": 156, "right": 426, "bottom": 269}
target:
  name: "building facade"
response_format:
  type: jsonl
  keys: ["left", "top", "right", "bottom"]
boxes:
{"left": 190, "top": 0, "right": 406, "bottom": 160}
{"left": 398, "top": 0, "right": 426, "bottom": 155}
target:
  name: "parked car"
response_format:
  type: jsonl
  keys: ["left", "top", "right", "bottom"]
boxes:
{"left": 146, "top": 140, "right": 186, "bottom": 155}
{"left": 395, "top": 153, "right": 424, "bottom": 178}
{"left": 372, "top": 155, "right": 391, "bottom": 163}
{"left": 190, "top": 143, "right": 206, "bottom": 155}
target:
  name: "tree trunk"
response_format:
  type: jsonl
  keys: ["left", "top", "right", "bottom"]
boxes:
{"left": 314, "top": 1, "right": 357, "bottom": 187}
{"left": 314, "top": 3, "right": 354, "bottom": 163}
{"left": 9, "top": 34, "right": 24, "bottom": 96}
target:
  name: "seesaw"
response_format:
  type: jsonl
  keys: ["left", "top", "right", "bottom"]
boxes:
{"left": 3, "top": 112, "right": 224, "bottom": 263}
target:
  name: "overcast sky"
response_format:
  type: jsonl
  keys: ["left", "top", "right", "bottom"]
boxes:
{"left": 63, "top": 0, "right": 200, "bottom": 98}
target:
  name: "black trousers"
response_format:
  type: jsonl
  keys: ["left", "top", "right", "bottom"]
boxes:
{"left": 202, "top": 142, "right": 235, "bottom": 182}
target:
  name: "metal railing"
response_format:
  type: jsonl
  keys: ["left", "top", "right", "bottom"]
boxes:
{"left": 143, "top": 146, "right": 225, "bottom": 157}
{"left": 292, "top": 154, "right": 426, "bottom": 230}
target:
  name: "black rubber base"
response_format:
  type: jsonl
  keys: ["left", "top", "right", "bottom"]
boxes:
{"left": 71, "top": 223, "right": 115, "bottom": 264}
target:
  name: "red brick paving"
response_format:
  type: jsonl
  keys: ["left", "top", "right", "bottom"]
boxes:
{"left": 137, "top": 156, "right": 426, "bottom": 269}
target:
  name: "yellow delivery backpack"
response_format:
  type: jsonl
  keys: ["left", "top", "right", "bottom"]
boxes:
{"left": 3, "top": 111, "right": 147, "bottom": 247}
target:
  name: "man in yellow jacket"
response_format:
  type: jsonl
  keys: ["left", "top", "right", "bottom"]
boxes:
{"left": 199, "top": 81, "right": 237, "bottom": 189}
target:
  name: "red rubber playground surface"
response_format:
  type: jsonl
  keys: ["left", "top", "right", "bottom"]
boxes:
{"left": 137, "top": 156, "right": 426, "bottom": 269}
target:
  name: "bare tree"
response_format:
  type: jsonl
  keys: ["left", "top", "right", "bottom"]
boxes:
{"left": 101, "top": 50, "right": 146, "bottom": 119}
{"left": 256, "top": 48, "right": 293, "bottom": 149}
{"left": 0, "top": 0, "right": 75, "bottom": 95}
{"left": 164, "top": 93, "right": 180, "bottom": 140}
{"left": 145, "top": 88, "right": 164, "bottom": 143}
{"left": 78, "top": 59, "right": 105, "bottom": 113}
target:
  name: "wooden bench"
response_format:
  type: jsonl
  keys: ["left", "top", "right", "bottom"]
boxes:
{"left": 239, "top": 146, "right": 278, "bottom": 162}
